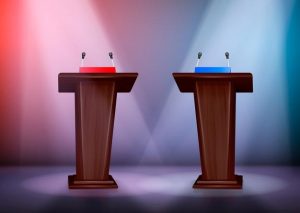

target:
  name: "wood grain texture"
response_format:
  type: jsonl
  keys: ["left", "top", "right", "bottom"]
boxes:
{"left": 58, "top": 73, "right": 138, "bottom": 92}
{"left": 173, "top": 73, "right": 253, "bottom": 189}
{"left": 75, "top": 80, "right": 116, "bottom": 180}
{"left": 58, "top": 73, "right": 137, "bottom": 188}
{"left": 194, "top": 80, "right": 235, "bottom": 180}
{"left": 173, "top": 73, "right": 253, "bottom": 93}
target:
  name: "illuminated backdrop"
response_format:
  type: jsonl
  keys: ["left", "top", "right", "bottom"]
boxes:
{"left": 0, "top": 0, "right": 299, "bottom": 165}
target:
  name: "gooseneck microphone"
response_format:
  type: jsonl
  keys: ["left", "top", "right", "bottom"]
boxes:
{"left": 81, "top": 52, "right": 86, "bottom": 67}
{"left": 109, "top": 52, "right": 115, "bottom": 67}
{"left": 196, "top": 52, "right": 202, "bottom": 67}
{"left": 225, "top": 52, "right": 230, "bottom": 67}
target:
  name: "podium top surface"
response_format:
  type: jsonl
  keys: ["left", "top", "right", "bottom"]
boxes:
{"left": 58, "top": 73, "right": 138, "bottom": 93}
{"left": 173, "top": 73, "right": 253, "bottom": 92}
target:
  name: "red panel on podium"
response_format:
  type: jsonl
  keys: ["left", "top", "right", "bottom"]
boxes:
{"left": 80, "top": 67, "right": 116, "bottom": 73}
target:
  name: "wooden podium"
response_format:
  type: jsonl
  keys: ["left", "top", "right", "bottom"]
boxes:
{"left": 173, "top": 73, "right": 253, "bottom": 189}
{"left": 58, "top": 73, "right": 138, "bottom": 189}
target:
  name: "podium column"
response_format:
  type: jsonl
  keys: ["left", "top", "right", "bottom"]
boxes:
{"left": 193, "top": 80, "right": 240, "bottom": 188}
{"left": 72, "top": 80, "right": 117, "bottom": 186}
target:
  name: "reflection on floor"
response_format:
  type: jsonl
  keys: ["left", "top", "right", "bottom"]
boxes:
{"left": 0, "top": 166, "right": 299, "bottom": 212}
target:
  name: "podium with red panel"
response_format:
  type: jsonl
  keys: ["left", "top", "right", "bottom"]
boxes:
{"left": 173, "top": 72, "right": 253, "bottom": 189}
{"left": 58, "top": 67, "right": 137, "bottom": 189}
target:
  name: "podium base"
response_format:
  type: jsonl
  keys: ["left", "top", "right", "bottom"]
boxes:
{"left": 193, "top": 175, "right": 242, "bottom": 189}
{"left": 68, "top": 174, "right": 118, "bottom": 189}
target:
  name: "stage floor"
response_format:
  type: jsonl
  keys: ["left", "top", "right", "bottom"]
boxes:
{"left": 0, "top": 166, "right": 299, "bottom": 212}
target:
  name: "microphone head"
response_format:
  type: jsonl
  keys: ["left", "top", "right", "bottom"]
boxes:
{"left": 109, "top": 52, "right": 113, "bottom": 59}
{"left": 198, "top": 52, "right": 202, "bottom": 59}
{"left": 82, "top": 52, "right": 86, "bottom": 59}
{"left": 225, "top": 52, "right": 229, "bottom": 59}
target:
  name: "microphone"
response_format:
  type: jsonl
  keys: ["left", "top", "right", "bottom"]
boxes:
{"left": 81, "top": 52, "right": 86, "bottom": 67}
{"left": 109, "top": 52, "right": 115, "bottom": 67}
{"left": 225, "top": 52, "right": 230, "bottom": 67}
{"left": 196, "top": 52, "right": 202, "bottom": 67}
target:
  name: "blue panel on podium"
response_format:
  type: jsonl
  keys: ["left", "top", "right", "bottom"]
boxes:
{"left": 195, "top": 67, "right": 231, "bottom": 73}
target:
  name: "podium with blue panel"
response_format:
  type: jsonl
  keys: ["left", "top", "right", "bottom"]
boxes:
{"left": 173, "top": 66, "right": 253, "bottom": 189}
